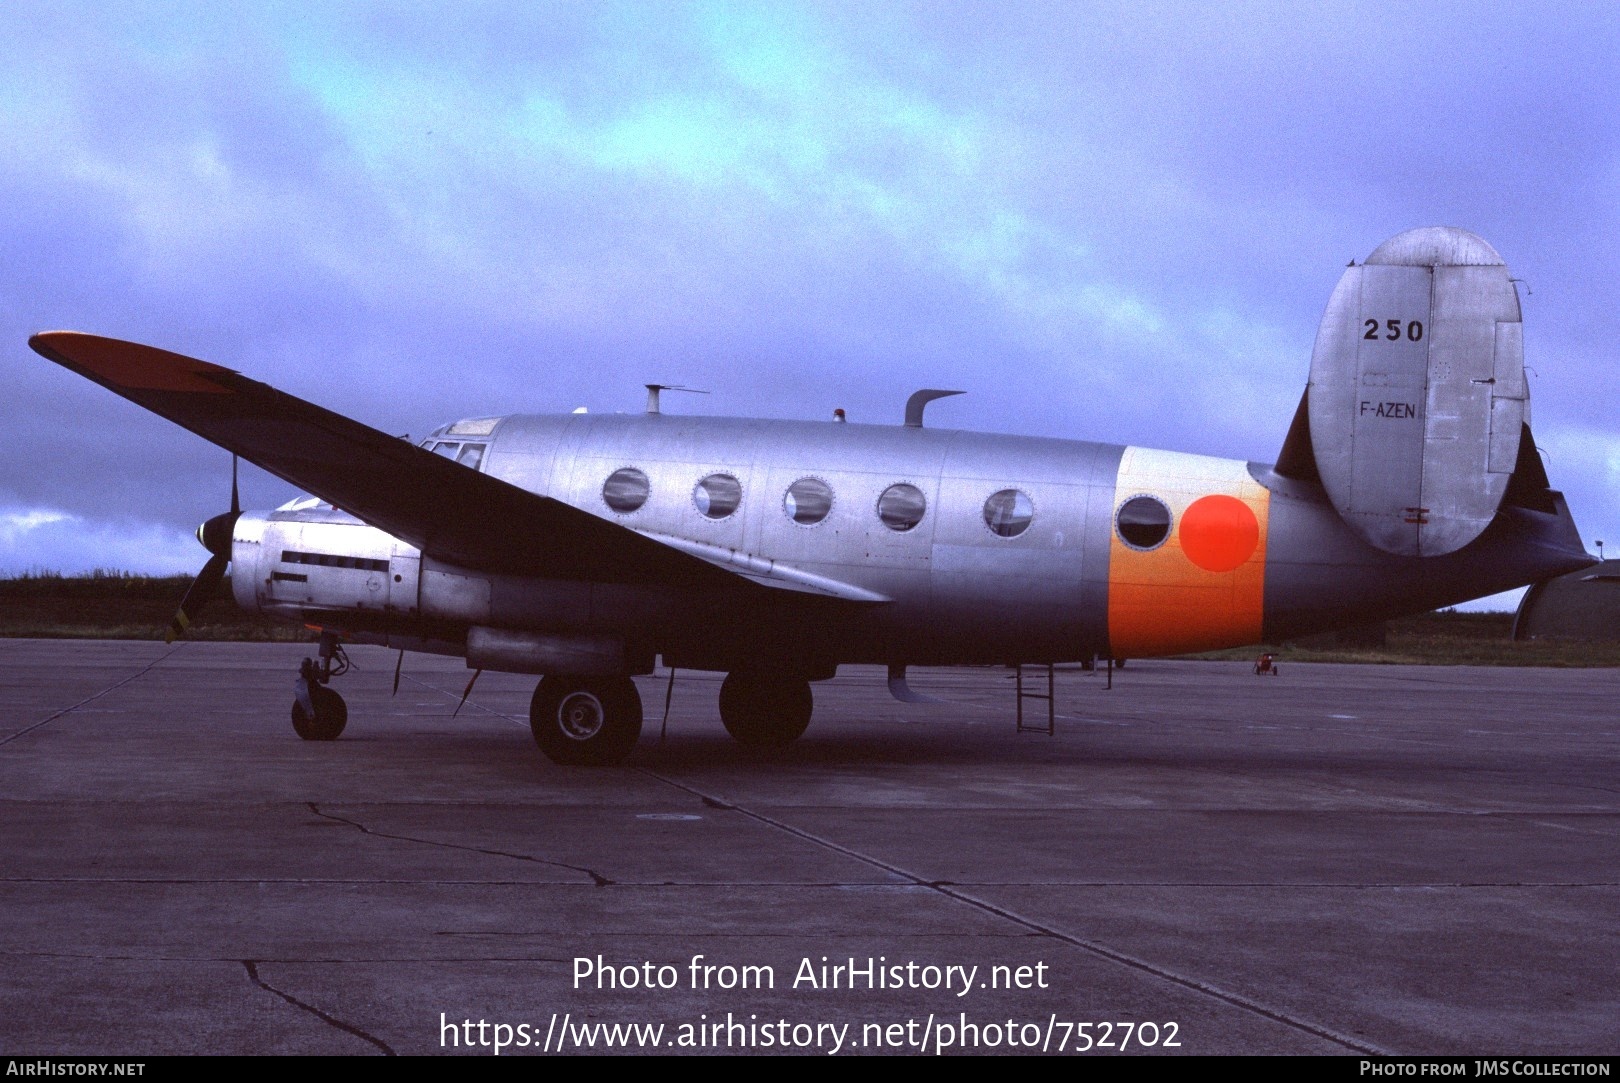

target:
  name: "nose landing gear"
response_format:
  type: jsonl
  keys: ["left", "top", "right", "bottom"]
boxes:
{"left": 292, "top": 631, "right": 349, "bottom": 740}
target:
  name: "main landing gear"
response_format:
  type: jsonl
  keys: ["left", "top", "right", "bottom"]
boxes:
{"left": 719, "top": 669, "right": 813, "bottom": 749}
{"left": 292, "top": 631, "right": 349, "bottom": 741}
{"left": 525, "top": 668, "right": 815, "bottom": 764}
{"left": 529, "top": 675, "right": 643, "bottom": 765}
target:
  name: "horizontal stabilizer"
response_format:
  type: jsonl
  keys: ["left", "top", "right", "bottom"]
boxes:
{"left": 1307, "top": 227, "right": 1527, "bottom": 556}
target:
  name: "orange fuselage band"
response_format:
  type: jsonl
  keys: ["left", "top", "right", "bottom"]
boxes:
{"left": 1107, "top": 447, "right": 1270, "bottom": 657}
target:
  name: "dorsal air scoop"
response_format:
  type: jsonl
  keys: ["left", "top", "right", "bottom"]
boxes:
{"left": 1307, "top": 226, "right": 1528, "bottom": 557}
{"left": 904, "top": 389, "right": 964, "bottom": 428}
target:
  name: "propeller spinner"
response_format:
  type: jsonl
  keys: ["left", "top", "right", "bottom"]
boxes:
{"left": 166, "top": 456, "right": 242, "bottom": 643}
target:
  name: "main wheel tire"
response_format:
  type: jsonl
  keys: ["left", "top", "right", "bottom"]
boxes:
{"left": 530, "top": 676, "right": 643, "bottom": 765}
{"left": 292, "top": 685, "right": 347, "bottom": 741}
{"left": 718, "top": 671, "right": 813, "bottom": 749}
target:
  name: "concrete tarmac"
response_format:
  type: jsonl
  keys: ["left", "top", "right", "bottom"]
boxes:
{"left": 1, "top": 639, "right": 1616, "bottom": 1056}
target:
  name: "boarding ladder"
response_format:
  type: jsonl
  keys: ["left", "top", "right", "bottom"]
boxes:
{"left": 1015, "top": 663, "right": 1055, "bottom": 736}
{"left": 1015, "top": 657, "right": 1114, "bottom": 736}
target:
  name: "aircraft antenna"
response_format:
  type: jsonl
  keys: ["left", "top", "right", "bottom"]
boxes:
{"left": 645, "top": 384, "right": 709, "bottom": 415}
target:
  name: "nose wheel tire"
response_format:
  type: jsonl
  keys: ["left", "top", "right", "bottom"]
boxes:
{"left": 292, "top": 685, "right": 347, "bottom": 741}
{"left": 530, "top": 676, "right": 643, "bottom": 765}
{"left": 719, "top": 671, "right": 813, "bottom": 748}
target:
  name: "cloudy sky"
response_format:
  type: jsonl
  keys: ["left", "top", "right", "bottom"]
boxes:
{"left": 4, "top": 2, "right": 1617, "bottom": 610}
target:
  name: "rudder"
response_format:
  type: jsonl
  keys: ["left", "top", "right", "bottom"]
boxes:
{"left": 1306, "top": 226, "right": 1527, "bottom": 556}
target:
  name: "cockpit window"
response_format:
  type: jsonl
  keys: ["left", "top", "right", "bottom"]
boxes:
{"left": 447, "top": 417, "right": 500, "bottom": 437}
{"left": 427, "top": 440, "right": 486, "bottom": 469}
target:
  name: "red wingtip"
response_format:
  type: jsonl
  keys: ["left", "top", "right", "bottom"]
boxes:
{"left": 30, "top": 332, "right": 235, "bottom": 395}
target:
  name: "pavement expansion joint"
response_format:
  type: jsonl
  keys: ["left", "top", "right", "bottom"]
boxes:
{"left": 1, "top": 643, "right": 185, "bottom": 746}
{"left": 640, "top": 766, "right": 1393, "bottom": 1057}
{"left": 306, "top": 802, "right": 612, "bottom": 886}
{"left": 399, "top": 672, "right": 526, "bottom": 725}
{"left": 242, "top": 960, "right": 395, "bottom": 1055}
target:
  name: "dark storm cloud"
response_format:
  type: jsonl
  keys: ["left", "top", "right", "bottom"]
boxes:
{"left": 3, "top": 1, "right": 1616, "bottom": 607}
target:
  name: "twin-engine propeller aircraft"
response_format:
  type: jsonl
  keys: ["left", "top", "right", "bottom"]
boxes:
{"left": 31, "top": 227, "right": 1591, "bottom": 765}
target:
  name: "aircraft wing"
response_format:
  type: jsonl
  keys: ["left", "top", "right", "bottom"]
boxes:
{"left": 30, "top": 331, "right": 879, "bottom": 600}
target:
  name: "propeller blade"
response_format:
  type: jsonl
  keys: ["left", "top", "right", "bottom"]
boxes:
{"left": 168, "top": 453, "right": 245, "bottom": 643}
{"left": 166, "top": 552, "right": 228, "bottom": 643}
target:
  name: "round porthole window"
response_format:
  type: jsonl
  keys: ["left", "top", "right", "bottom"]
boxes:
{"left": 983, "top": 489, "right": 1034, "bottom": 538}
{"left": 877, "top": 483, "right": 927, "bottom": 532}
{"left": 784, "top": 477, "right": 833, "bottom": 525}
{"left": 1116, "top": 495, "right": 1172, "bottom": 550}
{"left": 694, "top": 473, "right": 742, "bottom": 519}
{"left": 602, "top": 467, "right": 650, "bottom": 513}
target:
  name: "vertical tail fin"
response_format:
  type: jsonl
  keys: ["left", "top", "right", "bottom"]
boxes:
{"left": 1305, "top": 226, "right": 1527, "bottom": 556}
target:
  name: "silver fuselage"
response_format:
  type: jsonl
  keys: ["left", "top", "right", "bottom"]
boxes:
{"left": 231, "top": 412, "right": 1588, "bottom": 673}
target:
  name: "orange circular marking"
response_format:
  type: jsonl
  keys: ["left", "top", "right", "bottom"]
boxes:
{"left": 1179, "top": 495, "right": 1259, "bottom": 573}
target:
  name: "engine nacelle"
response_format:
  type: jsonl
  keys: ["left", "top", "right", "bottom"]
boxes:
{"left": 230, "top": 504, "right": 422, "bottom": 620}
